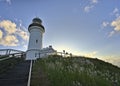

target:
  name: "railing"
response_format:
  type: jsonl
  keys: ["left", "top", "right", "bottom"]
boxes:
{"left": 0, "top": 49, "right": 25, "bottom": 62}
{"left": 0, "top": 53, "right": 25, "bottom": 62}
{"left": 27, "top": 60, "right": 33, "bottom": 86}
{"left": 0, "top": 49, "right": 25, "bottom": 56}
{"left": 0, "top": 57, "right": 13, "bottom": 61}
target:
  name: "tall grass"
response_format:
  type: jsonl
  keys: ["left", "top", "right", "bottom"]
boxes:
{"left": 32, "top": 55, "right": 120, "bottom": 86}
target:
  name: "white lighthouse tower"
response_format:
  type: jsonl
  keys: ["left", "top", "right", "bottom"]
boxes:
{"left": 26, "top": 17, "right": 45, "bottom": 60}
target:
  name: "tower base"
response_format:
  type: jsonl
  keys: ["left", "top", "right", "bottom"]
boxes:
{"left": 26, "top": 47, "right": 57, "bottom": 60}
{"left": 26, "top": 49, "right": 41, "bottom": 60}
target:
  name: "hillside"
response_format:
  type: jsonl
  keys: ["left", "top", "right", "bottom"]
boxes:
{"left": 31, "top": 55, "right": 120, "bottom": 86}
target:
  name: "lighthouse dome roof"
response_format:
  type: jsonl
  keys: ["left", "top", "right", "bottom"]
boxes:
{"left": 32, "top": 17, "right": 42, "bottom": 24}
{"left": 28, "top": 17, "right": 45, "bottom": 32}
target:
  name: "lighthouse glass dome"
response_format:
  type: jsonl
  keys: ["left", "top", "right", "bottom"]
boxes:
{"left": 32, "top": 17, "right": 42, "bottom": 24}
{"left": 28, "top": 17, "right": 45, "bottom": 32}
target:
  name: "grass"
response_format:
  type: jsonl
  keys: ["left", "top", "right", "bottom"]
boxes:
{"left": 31, "top": 55, "right": 120, "bottom": 86}
{"left": 31, "top": 60, "right": 50, "bottom": 86}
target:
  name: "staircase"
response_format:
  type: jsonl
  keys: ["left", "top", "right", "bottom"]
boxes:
{"left": 0, "top": 60, "right": 31, "bottom": 86}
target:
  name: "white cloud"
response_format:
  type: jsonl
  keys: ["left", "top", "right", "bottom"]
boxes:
{"left": 102, "top": 8, "right": 120, "bottom": 37}
{"left": 112, "top": 8, "right": 119, "bottom": 17}
{"left": 6, "top": 0, "right": 11, "bottom": 4}
{"left": 99, "top": 56, "right": 120, "bottom": 67}
{"left": 84, "top": 0, "right": 98, "bottom": 12}
{"left": 108, "top": 31, "right": 115, "bottom": 37}
{"left": 80, "top": 51, "right": 98, "bottom": 58}
{"left": 23, "top": 45, "right": 27, "bottom": 50}
{"left": 0, "top": 19, "right": 28, "bottom": 46}
{"left": 108, "top": 16, "right": 120, "bottom": 36}
{"left": 113, "top": 8, "right": 119, "bottom": 14}
{"left": 0, "top": 35, "right": 19, "bottom": 46}
{"left": 0, "top": 20, "right": 16, "bottom": 34}
{"left": 84, "top": 5, "right": 93, "bottom": 12}
{"left": 0, "top": 30, "right": 3, "bottom": 39}
{"left": 16, "top": 28, "right": 29, "bottom": 40}
{"left": 102, "top": 21, "right": 109, "bottom": 28}
{"left": 85, "top": 51, "right": 98, "bottom": 57}
{"left": 108, "top": 9, "right": 120, "bottom": 37}
{"left": 91, "top": 0, "right": 98, "bottom": 4}
{"left": 0, "top": 0, "right": 12, "bottom": 4}
{"left": 111, "top": 16, "right": 120, "bottom": 31}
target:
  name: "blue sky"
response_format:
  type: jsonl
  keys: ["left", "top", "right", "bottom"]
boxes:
{"left": 0, "top": 0, "right": 120, "bottom": 66}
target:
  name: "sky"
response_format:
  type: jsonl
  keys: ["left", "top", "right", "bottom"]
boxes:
{"left": 0, "top": 0, "right": 120, "bottom": 67}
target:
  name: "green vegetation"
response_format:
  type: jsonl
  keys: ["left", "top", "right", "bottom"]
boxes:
{"left": 0, "top": 57, "right": 23, "bottom": 74}
{"left": 31, "top": 55, "right": 120, "bottom": 86}
{"left": 31, "top": 60, "right": 50, "bottom": 86}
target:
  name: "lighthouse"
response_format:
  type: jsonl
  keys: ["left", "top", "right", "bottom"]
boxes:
{"left": 26, "top": 17, "right": 45, "bottom": 60}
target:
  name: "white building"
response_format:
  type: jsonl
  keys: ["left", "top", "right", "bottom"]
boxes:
{"left": 26, "top": 18, "right": 56, "bottom": 60}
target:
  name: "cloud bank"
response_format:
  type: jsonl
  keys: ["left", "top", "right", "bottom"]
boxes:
{"left": 0, "top": 19, "right": 28, "bottom": 46}
{"left": 85, "top": 51, "right": 98, "bottom": 58}
{"left": 99, "top": 56, "right": 120, "bottom": 67}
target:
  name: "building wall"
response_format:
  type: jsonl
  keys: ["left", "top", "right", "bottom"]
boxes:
{"left": 26, "top": 26, "right": 44, "bottom": 60}
{"left": 28, "top": 26, "right": 43, "bottom": 50}
{"left": 26, "top": 47, "right": 57, "bottom": 60}
{"left": 26, "top": 49, "right": 40, "bottom": 60}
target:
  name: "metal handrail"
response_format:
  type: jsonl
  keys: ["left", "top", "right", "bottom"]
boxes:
{"left": 27, "top": 60, "right": 33, "bottom": 86}
{"left": 0, "top": 57, "right": 13, "bottom": 61}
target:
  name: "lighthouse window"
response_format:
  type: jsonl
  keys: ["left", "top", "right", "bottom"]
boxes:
{"left": 36, "top": 40, "right": 38, "bottom": 43}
